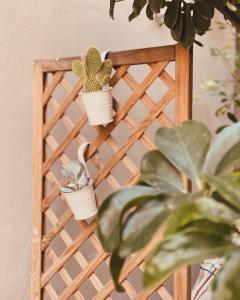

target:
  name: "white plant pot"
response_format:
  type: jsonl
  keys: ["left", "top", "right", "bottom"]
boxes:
{"left": 62, "top": 179, "right": 97, "bottom": 220}
{"left": 81, "top": 87, "right": 113, "bottom": 125}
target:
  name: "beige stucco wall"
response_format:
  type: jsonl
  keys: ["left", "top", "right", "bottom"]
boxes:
{"left": 0, "top": 1, "right": 232, "bottom": 299}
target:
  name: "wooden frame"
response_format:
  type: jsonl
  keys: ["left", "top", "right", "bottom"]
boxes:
{"left": 32, "top": 44, "right": 193, "bottom": 300}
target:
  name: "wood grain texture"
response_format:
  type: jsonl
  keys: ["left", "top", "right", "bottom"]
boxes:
{"left": 36, "top": 45, "right": 175, "bottom": 72}
{"left": 32, "top": 62, "right": 44, "bottom": 300}
{"left": 32, "top": 44, "right": 192, "bottom": 300}
{"left": 174, "top": 44, "right": 193, "bottom": 300}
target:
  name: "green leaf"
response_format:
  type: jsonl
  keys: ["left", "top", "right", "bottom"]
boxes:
{"left": 227, "top": 112, "right": 238, "bottom": 123}
{"left": 212, "top": 249, "right": 240, "bottom": 300}
{"left": 205, "top": 173, "right": 240, "bottom": 211}
{"left": 165, "top": 197, "right": 237, "bottom": 235}
{"left": 215, "top": 106, "right": 227, "bottom": 116}
{"left": 148, "top": 0, "right": 164, "bottom": 13}
{"left": 164, "top": 0, "right": 181, "bottom": 29}
{"left": 110, "top": 250, "right": 125, "bottom": 292}
{"left": 119, "top": 198, "right": 170, "bottom": 257}
{"left": 146, "top": 4, "right": 154, "bottom": 20}
{"left": 216, "top": 125, "right": 229, "bottom": 134}
{"left": 139, "top": 174, "right": 182, "bottom": 193}
{"left": 144, "top": 231, "right": 234, "bottom": 289}
{"left": 178, "top": 219, "right": 233, "bottom": 237}
{"left": 204, "top": 122, "right": 240, "bottom": 175}
{"left": 180, "top": 3, "right": 195, "bottom": 49}
{"left": 97, "top": 185, "right": 161, "bottom": 252}
{"left": 214, "top": 0, "right": 228, "bottom": 8}
{"left": 140, "top": 150, "right": 184, "bottom": 192}
{"left": 193, "top": 6, "right": 211, "bottom": 34}
{"left": 155, "top": 120, "right": 211, "bottom": 189}
{"left": 129, "top": 0, "right": 147, "bottom": 21}
{"left": 109, "top": 0, "right": 125, "bottom": 19}
{"left": 119, "top": 192, "right": 211, "bottom": 258}
{"left": 195, "top": 0, "right": 214, "bottom": 20}
{"left": 171, "top": 9, "right": 183, "bottom": 42}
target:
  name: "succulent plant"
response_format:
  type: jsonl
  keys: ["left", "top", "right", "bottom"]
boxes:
{"left": 72, "top": 47, "right": 112, "bottom": 93}
{"left": 60, "top": 161, "right": 89, "bottom": 192}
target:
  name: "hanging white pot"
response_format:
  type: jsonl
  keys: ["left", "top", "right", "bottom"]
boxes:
{"left": 61, "top": 143, "right": 97, "bottom": 220}
{"left": 80, "top": 87, "right": 113, "bottom": 126}
{"left": 62, "top": 179, "right": 97, "bottom": 220}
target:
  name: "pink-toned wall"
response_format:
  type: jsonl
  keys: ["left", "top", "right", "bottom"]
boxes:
{"left": 0, "top": 1, "right": 231, "bottom": 299}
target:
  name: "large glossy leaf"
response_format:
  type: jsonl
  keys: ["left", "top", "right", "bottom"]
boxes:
{"left": 139, "top": 150, "right": 184, "bottom": 192}
{"left": 119, "top": 198, "right": 170, "bottom": 257}
{"left": 146, "top": 4, "right": 153, "bottom": 20}
{"left": 193, "top": 6, "right": 211, "bottom": 34}
{"left": 129, "top": 0, "right": 147, "bottom": 21}
{"left": 206, "top": 173, "right": 240, "bottom": 211}
{"left": 165, "top": 197, "right": 237, "bottom": 235}
{"left": 109, "top": 0, "right": 125, "bottom": 19}
{"left": 155, "top": 121, "right": 211, "bottom": 188}
{"left": 164, "top": 0, "right": 181, "bottom": 29}
{"left": 214, "top": 0, "right": 228, "bottom": 7}
{"left": 110, "top": 250, "right": 125, "bottom": 292}
{"left": 178, "top": 219, "right": 233, "bottom": 237}
{"left": 212, "top": 249, "right": 240, "bottom": 300}
{"left": 148, "top": 0, "right": 164, "bottom": 13}
{"left": 204, "top": 122, "right": 240, "bottom": 176}
{"left": 171, "top": 10, "right": 182, "bottom": 42}
{"left": 195, "top": 0, "right": 214, "bottom": 20}
{"left": 118, "top": 192, "right": 219, "bottom": 258}
{"left": 180, "top": 3, "right": 195, "bottom": 49}
{"left": 97, "top": 185, "right": 161, "bottom": 252}
{"left": 144, "top": 231, "right": 234, "bottom": 289}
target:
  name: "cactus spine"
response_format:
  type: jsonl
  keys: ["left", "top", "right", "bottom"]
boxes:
{"left": 72, "top": 47, "right": 112, "bottom": 93}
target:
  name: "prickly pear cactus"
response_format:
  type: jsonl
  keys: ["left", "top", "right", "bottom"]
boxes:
{"left": 72, "top": 47, "right": 112, "bottom": 93}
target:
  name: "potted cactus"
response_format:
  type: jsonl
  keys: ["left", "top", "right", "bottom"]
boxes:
{"left": 60, "top": 144, "right": 97, "bottom": 220}
{"left": 72, "top": 47, "right": 113, "bottom": 125}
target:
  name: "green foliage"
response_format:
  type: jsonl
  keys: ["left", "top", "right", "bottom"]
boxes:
{"left": 200, "top": 22, "right": 240, "bottom": 132}
{"left": 108, "top": 0, "right": 236, "bottom": 48}
{"left": 97, "top": 120, "right": 240, "bottom": 298}
{"left": 72, "top": 47, "right": 112, "bottom": 93}
{"left": 212, "top": 249, "right": 240, "bottom": 300}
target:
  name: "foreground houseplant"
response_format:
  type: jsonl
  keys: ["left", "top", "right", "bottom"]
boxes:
{"left": 60, "top": 144, "right": 97, "bottom": 220}
{"left": 72, "top": 47, "right": 113, "bottom": 125}
{"left": 97, "top": 120, "right": 240, "bottom": 299}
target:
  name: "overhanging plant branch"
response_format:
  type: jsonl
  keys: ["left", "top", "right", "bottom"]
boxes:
{"left": 108, "top": 0, "right": 240, "bottom": 48}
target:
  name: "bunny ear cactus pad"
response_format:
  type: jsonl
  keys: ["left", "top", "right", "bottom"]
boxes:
{"left": 72, "top": 47, "right": 113, "bottom": 93}
{"left": 85, "top": 47, "right": 102, "bottom": 75}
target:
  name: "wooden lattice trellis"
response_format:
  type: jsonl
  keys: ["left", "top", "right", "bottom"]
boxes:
{"left": 32, "top": 45, "right": 193, "bottom": 300}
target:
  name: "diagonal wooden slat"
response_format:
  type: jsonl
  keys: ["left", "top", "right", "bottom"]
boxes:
{"left": 41, "top": 222, "right": 96, "bottom": 287}
{"left": 93, "top": 86, "right": 175, "bottom": 188}
{"left": 86, "top": 61, "right": 169, "bottom": 160}
{"left": 42, "top": 65, "right": 128, "bottom": 175}
{"left": 43, "top": 71, "right": 64, "bottom": 106}
{"left": 43, "top": 79, "right": 83, "bottom": 138}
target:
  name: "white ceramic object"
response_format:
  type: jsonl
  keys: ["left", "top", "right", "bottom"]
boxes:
{"left": 63, "top": 179, "right": 97, "bottom": 220}
{"left": 61, "top": 143, "right": 97, "bottom": 220}
{"left": 81, "top": 87, "right": 113, "bottom": 125}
